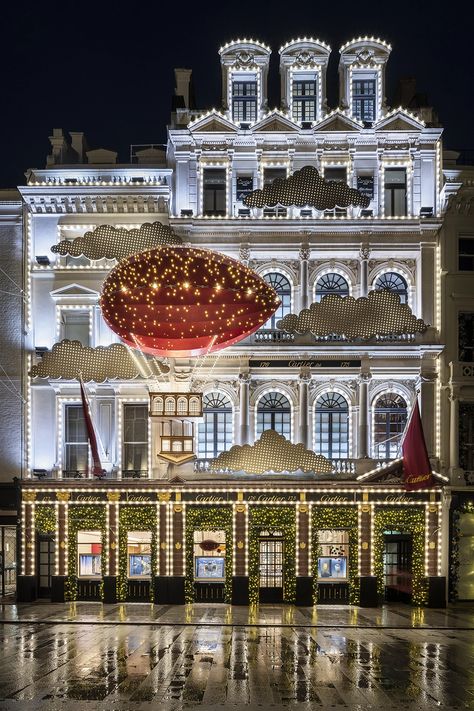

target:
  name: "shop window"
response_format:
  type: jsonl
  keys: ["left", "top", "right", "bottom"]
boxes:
{"left": 314, "top": 273, "right": 349, "bottom": 302}
{"left": 460, "top": 403, "right": 474, "bottom": 474}
{"left": 122, "top": 404, "right": 148, "bottom": 476}
{"left": 459, "top": 313, "right": 474, "bottom": 362}
{"left": 292, "top": 78, "right": 317, "bottom": 123}
{"left": 194, "top": 530, "right": 226, "bottom": 581}
{"left": 60, "top": 309, "right": 90, "bottom": 346}
{"left": 127, "top": 531, "right": 152, "bottom": 578}
{"left": 77, "top": 530, "right": 102, "bottom": 577}
{"left": 373, "top": 393, "right": 407, "bottom": 460}
{"left": 315, "top": 392, "right": 349, "bottom": 459}
{"left": 262, "top": 272, "right": 291, "bottom": 329}
{"left": 203, "top": 169, "right": 226, "bottom": 216}
{"left": 352, "top": 79, "right": 376, "bottom": 122}
{"left": 232, "top": 80, "right": 257, "bottom": 123}
{"left": 374, "top": 271, "right": 408, "bottom": 304}
{"left": 384, "top": 168, "right": 407, "bottom": 217}
{"left": 198, "top": 392, "right": 233, "bottom": 459}
{"left": 459, "top": 236, "right": 474, "bottom": 271}
{"left": 257, "top": 391, "right": 291, "bottom": 439}
{"left": 317, "top": 530, "right": 349, "bottom": 581}
{"left": 64, "top": 404, "right": 88, "bottom": 476}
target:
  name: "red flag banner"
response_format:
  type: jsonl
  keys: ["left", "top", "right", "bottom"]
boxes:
{"left": 402, "top": 399, "right": 433, "bottom": 490}
{"left": 79, "top": 376, "right": 104, "bottom": 478}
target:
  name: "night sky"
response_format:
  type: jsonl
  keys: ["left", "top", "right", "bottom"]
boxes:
{"left": 0, "top": 0, "right": 468, "bottom": 188}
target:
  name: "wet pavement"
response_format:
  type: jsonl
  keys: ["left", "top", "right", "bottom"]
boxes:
{"left": 1, "top": 603, "right": 474, "bottom": 709}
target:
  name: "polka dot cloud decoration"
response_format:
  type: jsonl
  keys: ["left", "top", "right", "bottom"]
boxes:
{"left": 100, "top": 246, "right": 280, "bottom": 357}
{"left": 244, "top": 165, "right": 370, "bottom": 210}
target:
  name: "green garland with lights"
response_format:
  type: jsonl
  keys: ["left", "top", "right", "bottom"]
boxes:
{"left": 65, "top": 505, "right": 107, "bottom": 601}
{"left": 248, "top": 506, "right": 296, "bottom": 604}
{"left": 373, "top": 507, "right": 427, "bottom": 606}
{"left": 35, "top": 505, "right": 56, "bottom": 534}
{"left": 184, "top": 506, "right": 233, "bottom": 603}
{"left": 118, "top": 506, "right": 157, "bottom": 602}
{"left": 450, "top": 499, "right": 474, "bottom": 601}
{"left": 311, "top": 506, "right": 359, "bottom": 605}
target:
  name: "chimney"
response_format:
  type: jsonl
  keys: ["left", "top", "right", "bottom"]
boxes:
{"left": 396, "top": 78, "right": 417, "bottom": 108}
{"left": 47, "top": 128, "right": 68, "bottom": 166}
{"left": 69, "top": 132, "right": 88, "bottom": 163}
{"left": 174, "top": 68, "right": 193, "bottom": 109}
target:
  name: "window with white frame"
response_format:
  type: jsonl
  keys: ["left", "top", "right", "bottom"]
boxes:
{"left": 373, "top": 393, "right": 408, "bottom": 460}
{"left": 324, "top": 167, "right": 348, "bottom": 216}
{"left": 374, "top": 272, "right": 408, "bottom": 304}
{"left": 122, "top": 404, "right": 148, "bottom": 476}
{"left": 352, "top": 78, "right": 376, "bottom": 122}
{"left": 292, "top": 77, "right": 317, "bottom": 123}
{"left": 232, "top": 78, "right": 257, "bottom": 123}
{"left": 198, "top": 392, "right": 233, "bottom": 459}
{"left": 262, "top": 272, "right": 291, "bottom": 329}
{"left": 314, "top": 392, "right": 349, "bottom": 459}
{"left": 314, "top": 273, "right": 350, "bottom": 302}
{"left": 203, "top": 169, "right": 226, "bottom": 216}
{"left": 384, "top": 168, "right": 407, "bottom": 217}
{"left": 263, "top": 168, "right": 287, "bottom": 216}
{"left": 64, "top": 404, "right": 88, "bottom": 475}
{"left": 257, "top": 392, "right": 291, "bottom": 439}
{"left": 60, "top": 308, "right": 90, "bottom": 346}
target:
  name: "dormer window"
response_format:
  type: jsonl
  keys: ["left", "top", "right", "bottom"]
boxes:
{"left": 292, "top": 77, "right": 317, "bottom": 123}
{"left": 232, "top": 77, "right": 257, "bottom": 123}
{"left": 352, "top": 78, "right": 376, "bottom": 122}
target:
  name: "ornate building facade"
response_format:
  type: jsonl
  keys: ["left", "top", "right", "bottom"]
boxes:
{"left": 1, "top": 36, "right": 474, "bottom": 605}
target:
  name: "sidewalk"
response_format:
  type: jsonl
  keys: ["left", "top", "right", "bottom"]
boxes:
{"left": 1, "top": 601, "right": 474, "bottom": 628}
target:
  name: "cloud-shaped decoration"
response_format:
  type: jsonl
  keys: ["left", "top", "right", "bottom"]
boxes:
{"left": 210, "top": 429, "right": 332, "bottom": 475}
{"left": 29, "top": 340, "right": 169, "bottom": 382}
{"left": 243, "top": 165, "right": 370, "bottom": 210}
{"left": 277, "top": 290, "right": 427, "bottom": 339}
{"left": 51, "top": 221, "right": 182, "bottom": 261}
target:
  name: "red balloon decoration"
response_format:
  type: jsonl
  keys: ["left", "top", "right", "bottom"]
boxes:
{"left": 100, "top": 246, "right": 280, "bottom": 357}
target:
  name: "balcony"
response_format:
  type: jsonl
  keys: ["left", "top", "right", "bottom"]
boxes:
{"left": 450, "top": 361, "right": 474, "bottom": 384}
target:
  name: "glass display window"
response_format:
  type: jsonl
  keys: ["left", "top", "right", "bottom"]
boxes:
{"left": 317, "top": 529, "right": 349, "bottom": 581}
{"left": 127, "top": 531, "right": 152, "bottom": 578}
{"left": 77, "top": 530, "right": 102, "bottom": 578}
{"left": 193, "top": 530, "right": 226, "bottom": 581}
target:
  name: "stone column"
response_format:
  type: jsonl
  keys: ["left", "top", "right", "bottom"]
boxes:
{"left": 239, "top": 373, "right": 251, "bottom": 445}
{"left": 299, "top": 245, "right": 310, "bottom": 310}
{"left": 358, "top": 374, "right": 371, "bottom": 458}
{"left": 359, "top": 245, "right": 370, "bottom": 297}
{"left": 449, "top": 387, "right": 460, "bottom": 471}
{"left": 298, "top": 370, "right": 311, "bottom": 448}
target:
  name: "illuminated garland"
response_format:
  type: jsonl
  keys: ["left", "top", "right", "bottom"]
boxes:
{"left": 118, "top": 506, "right": 157, "bottom": 602}
{"left": 248, "top": 507, "right": 296, "bottom": 604}
{"left": 311, "top": 506, "right": 359, "bottom": 605}
{"left": 35, "top": 505, "right": 56, "bottom": 534}
{"left": 184, "top": 506, "right": 233, "bottom": 603}
{"left": 373, "top": 507, "right": 427, "bottom": 606}
{"left": 450, "top": 500, "right": 474, "bottom": 601}
{"left": 65, "top": 506, "right": 107, "bottom": 601}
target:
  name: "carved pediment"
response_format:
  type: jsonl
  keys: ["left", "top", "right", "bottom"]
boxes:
{"left": 375, "top": 110, "right": 424, "bottom": 132}
{"left": 50, "top": 283, "right": 99, "bottom": 299}
{"left": 314, "top": 112, "right": 361, "bottom": 132}
{"left": 189, "top": 113, "right": 238, "bottom": 133}
{"left": 252, "top": 112, "right": 299, "bottom": 133}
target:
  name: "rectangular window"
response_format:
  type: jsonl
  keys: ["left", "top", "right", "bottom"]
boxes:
{"left": 64, "top": 404, "right": 88, "bottom": 476}
{"left": 459, "top": 236, "right": 474, "bottom": 271}
{"left": 263, "top": 169, "right": 287, "bottom": 217}
{"left": 77, "top": 530, "right": 102, "bottom": 577}
{"left": 194, "top": 530, "right": 226, "bottom": 581}
{"left": 236, "top": 176, "right": 253, "bottom": 202}
{"left": 232, "top": 81, "right": 257, "bottom": 123}
{"left": 384, "top": 168, "right": 407, "bottom": 217}
{"left": 128, "top": 531, "right": 152, "bottom": 578}
{"left": 353, "top": 79, "right": 376, "bottom": 122}
{"left": 317, "top": 530, "right": 349, "bottom": 581}
{"left": 324, "top": 167, "right": 347, "bottom": 217}
{"left": 123, "top": 404, "right": 148, "bottom": 477}
{"left": 357, "top": 174, "right": 374, "bottom": 200}
{"left": 60, "top": 309, "right": 90, "bottom": 346}
{"left": 292, "top": 79, "right": 317, "bottom": 123}
{"left": 203, "top": 169, "right": 226, "bottom": 216}
{"left": 459, "top": 313, "right": 474, "bottom": 363}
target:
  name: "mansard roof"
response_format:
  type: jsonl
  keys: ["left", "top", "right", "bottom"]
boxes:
{"left": 252, "top": 111, "right": 300, "bottom": 133}
{"left": 375, "top": 108, "right": 425, "bottom": 131}
{"left": 188, "top": 111, "right": 238, "bottom": 133}
{"left": 313, "top": 110, "right": 362, "bottom": 132}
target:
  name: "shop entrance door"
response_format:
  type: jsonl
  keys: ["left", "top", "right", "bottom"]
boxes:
{"left": 383, "top": 532, "right": 412, "bottom": 603}
{"left": 259, "top": 536, "right": 284, "bottom": 603}
{"left": 37, "top": 536, "right": 55, "bottom": 598}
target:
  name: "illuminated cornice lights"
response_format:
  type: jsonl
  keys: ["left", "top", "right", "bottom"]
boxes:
{"left": 376, "top": 106, "right": 425, "bottom": 127}
{"left": 219, "top": 38, "right": 271, "bottom": 54}
{"left": 340, "top": 36, "right": 392, "bottom": 53}
{"left": 314, "top": 108, "right": 365, "bottom": 127}
{"left": 187, "top": 109, "right": 232, "bottom": 129}
{"left": 279, "top": 37, "right": 331, "bottom": 53}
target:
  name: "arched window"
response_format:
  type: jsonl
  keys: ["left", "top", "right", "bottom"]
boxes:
{"left": 257, "top": 391, "right": 291, "bottom": 439}
{"left": 315, "top": 273, "right": 350, "bottom": 302}
{"left": 177, "top": 397, "right": 187, "bottom": 415}
{"left": 373, "top": 393, "right": 408, "bottom": 460}
{"left": 374, "top": 272, "right": 408, "bottom": 304}
{"left": 198, "top": 392, "right": 233, "bottom": 459}
{"left": 165, "top": 397, "right": 175, "bottom": 415}
{"left": 314, "top": 392, "right": 349, "bottom": 459}
{"left": 263, "top": 272, "right": 292, "bottom": 329}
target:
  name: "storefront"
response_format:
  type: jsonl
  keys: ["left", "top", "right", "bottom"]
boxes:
{"left": 17, "top": 480, "right": 447, "bottom": 607}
